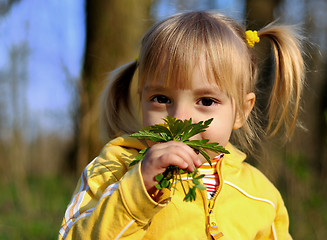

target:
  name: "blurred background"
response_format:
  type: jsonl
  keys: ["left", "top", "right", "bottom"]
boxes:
{"left": 0, "top": 0, "right": 326, "bottom": 239}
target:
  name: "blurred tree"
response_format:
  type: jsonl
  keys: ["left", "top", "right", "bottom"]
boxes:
{"left": 75, "top": 0, "right": 153, "bottom": 173}
{"left": 246, "top": 0, "right": 281, "bottom": 28}
{"left": 298, "top": 0, "right": 327, "bottom": 184}
{"left": 245, "top": 1, "right": 327, "bottom": 238}
{"left": 285, "top": 1, "right": 327, "bottom": 238}
{"left": 0, "top": 0, "right": 23, "bottom": 177}
{"left": 1, "top": 41, "right": 31, "bottom": 210}
{"left": 0, "top": 0, "right": 21, "bottom": 15}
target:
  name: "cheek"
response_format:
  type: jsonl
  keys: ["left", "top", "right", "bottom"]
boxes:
{"left": 141, "top": 99, "right": 153, "bottom": 127}
{"left": 141, "top": 99, "right": 169, "bottom": 127}
{"left": 205, "top": 128, "right": 232, "bottom": 147}
{"left": 141, "top": 106, "right": 165, "bottom": 127}
{"left": 141, "top": 109, "right": 152, "bottom": 127}
{"left": 204, "top": 117, "right": 234, "bottom": 147}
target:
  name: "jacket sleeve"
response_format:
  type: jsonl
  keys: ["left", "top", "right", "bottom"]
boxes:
{"left": 58, "top": 157, "right": 166, "bottom": 240}
{"left": 273, "top": 191, "right": 292, "bottom": 240}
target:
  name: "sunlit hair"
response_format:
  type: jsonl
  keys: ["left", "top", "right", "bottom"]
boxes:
{"left": 101, "top": 11, "right": 305, "bottom": 153}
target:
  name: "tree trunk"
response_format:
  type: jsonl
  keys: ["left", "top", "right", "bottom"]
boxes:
{"left": 76, "top": 0, "right": 153, "bottom": 173}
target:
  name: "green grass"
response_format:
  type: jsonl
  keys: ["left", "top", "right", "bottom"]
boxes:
{"left": 279, "top": 152, "right": 327, "bottom": 239}
{"left": 0, "top": 175, "right": 75, "bottom": 240}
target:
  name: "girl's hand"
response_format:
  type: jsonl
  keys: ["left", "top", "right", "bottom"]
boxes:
{"left": 141, "top": 141, "right": 202, "bottom": 196}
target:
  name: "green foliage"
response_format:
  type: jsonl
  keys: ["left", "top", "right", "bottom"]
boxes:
{"left": 0, "top": 176, "right": 75, "bottom": 240}
{"left": 130, "top": 116, "right": 229, "bottom": 202}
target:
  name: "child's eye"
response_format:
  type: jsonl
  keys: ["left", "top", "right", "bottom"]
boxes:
{"left": 151, "top": 95, "right": 171, "bottom": 104}
{"left": 198, "top": 97, "right": 218, "bottom": 106}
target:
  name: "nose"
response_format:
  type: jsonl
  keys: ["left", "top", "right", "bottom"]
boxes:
{"left": 169, "top": 104, "right": 191, "bottom": 121}
{"left": 170, "top": 104, "right": 202, "bottom": 141}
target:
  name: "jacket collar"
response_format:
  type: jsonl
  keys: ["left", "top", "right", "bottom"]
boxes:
{"left": 223, "top": 142, "right": 247, "bottom": 168}
{"left": 110, "top": 135, "right": 147, "bottom": 150}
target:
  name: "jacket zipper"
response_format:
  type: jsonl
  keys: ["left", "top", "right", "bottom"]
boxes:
{"left": 207, "top": 159, "right": 224, "bottom": 239}
{"left": 208, "top": 159, "right": 223, "bottom": 213}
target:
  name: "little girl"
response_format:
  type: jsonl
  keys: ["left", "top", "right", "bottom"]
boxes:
{"left": 59, "top": 11, "right": 304, "bottom": 239}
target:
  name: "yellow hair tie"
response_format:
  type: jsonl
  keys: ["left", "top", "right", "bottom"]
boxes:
{"left": 245, "top": 30, "right": 260, "bottom": 48}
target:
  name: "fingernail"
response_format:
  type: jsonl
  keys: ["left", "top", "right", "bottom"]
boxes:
{"left": 195, "top": 158, "right": 202, "bottom": 167}
{"left": 182, "top": 161, "right": 188, "bottom": 169}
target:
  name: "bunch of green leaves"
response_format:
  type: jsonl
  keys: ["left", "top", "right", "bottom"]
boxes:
{"left": 129, "top": 116, "right": 229, "bottom": 202}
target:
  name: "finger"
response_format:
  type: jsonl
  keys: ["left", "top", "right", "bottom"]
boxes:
{"left": 164, "top": 141, "right": 202, "bottom": 168}
{"left": 156, "top": 143, "right": 199, "bottom": 172}
{"left": 145, "top": 141, "right": 201, "bottom": 172}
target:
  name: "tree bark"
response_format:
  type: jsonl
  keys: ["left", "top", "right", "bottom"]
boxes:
{"left": 76, "top": 0, "right": 153, "bottom": 173}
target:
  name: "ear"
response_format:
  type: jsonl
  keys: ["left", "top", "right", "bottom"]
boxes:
{"left": 233, "top": 92, "right": 256, "bottom": 130}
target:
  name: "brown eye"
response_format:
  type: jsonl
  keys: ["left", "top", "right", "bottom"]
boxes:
{"left": 151, "top": 95, "right": 171, "bottom": 104}
{"left": 198, "top": 98, "right": 217, "bottom": 106}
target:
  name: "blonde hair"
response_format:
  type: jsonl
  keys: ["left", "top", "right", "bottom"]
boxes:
{"left": 101, "top": 11, "right": 305, "bottom": 153}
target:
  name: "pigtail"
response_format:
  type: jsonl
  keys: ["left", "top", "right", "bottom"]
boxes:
{"left": 100, "top": 60, "right": 141, "bottom": 140}
{"left": 257, "top": 24, "right": 305, "bottom": 138}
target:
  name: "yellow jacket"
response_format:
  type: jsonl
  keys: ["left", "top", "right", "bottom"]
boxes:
{"left": 59, "top": 135, "right": 292, "bottom": 240}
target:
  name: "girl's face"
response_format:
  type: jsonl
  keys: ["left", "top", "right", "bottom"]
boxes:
{"left": 141, "top": 65, "right": 247, "bottom": 161}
